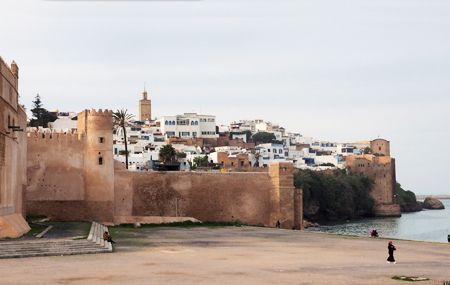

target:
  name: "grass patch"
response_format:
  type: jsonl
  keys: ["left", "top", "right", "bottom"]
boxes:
{"left": 392, "top": 276, "right": 429, "bottom": 282}
{"left": 25, "top": 223, "right": 48, "bottom": 236}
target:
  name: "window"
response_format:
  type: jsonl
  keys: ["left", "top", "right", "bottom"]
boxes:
{"left": 99, "top": 137, "right": 104, "bottom": 143}
{"left": 165, "top": 121, "right": 168, "bottom": 125}
{"left": 181, "top": 132, "right": 190, "bottom": 137}
{"left": 177, "top": 119, "right": 189, "bottom": 125}
{"left": 99, "top": 157, "right": 103, "bottom": 165}
{"left": 285, "top": 152, "right": 288, "bottom": 157}
{"left": 195, "top": 121, "right": 198, "bottom": 125}
{"left": 278, "top": 149, "right": 282, "bottom": 154}
{"left": 268, "top": 149, "right": 271, "bottom": 152}
{"left": 379, "top": 147, "right": 381, "bottom": 151}
{"left": 231, "top": 162, "right": 234, "bottom": 166}
{"left": 273, "top": 149, "right": 276, "bottom": 153}
{"left": 240, "top": 161, "right": 244, "bottom": 166}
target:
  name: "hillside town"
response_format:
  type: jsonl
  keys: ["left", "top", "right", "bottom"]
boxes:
{"left": 40, "top": 89, "right": 371, "bottom": 173}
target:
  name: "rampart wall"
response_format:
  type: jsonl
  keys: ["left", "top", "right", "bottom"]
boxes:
{"left": 23, "top": 109, "right": 300, "bottom": 229}
{"left": 26, "top": 109, "right": 115, "bottom": 222}
{"left": 346, "top": 147, "right": 401, "bottom": 217}
{"left": 26, "top": 130, "right": 86, "bottom": 201}
{"left": 0, "top": 56, "right": 29, "bottom": 238}
{"left": 114, "top": 162, "right": 299, "bottom": 229}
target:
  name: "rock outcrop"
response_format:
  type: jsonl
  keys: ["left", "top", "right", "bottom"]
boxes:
{"left": 303, "top": 220, "right": 320, "bottom": 228}
{"left": 423, "top": 197, "right": 445, "bottom": 210}
{"left": 400, "top": 201, "right": 423, "bottom": 212}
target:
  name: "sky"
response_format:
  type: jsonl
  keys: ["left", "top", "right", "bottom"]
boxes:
{"left": 1, "top": 0, "right": 449, "bottom": 195}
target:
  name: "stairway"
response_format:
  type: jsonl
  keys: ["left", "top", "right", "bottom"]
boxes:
{"left": 0, "top": 222, "right": 112, "bottom": 259}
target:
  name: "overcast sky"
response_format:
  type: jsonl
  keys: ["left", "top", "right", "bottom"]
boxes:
{"left": 2, "top": 0, "right": 449, "bottom": 195}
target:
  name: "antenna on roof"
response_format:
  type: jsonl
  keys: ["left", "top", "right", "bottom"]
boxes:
{"left": 144, "top": 82, "right": 146, "bottom": 92}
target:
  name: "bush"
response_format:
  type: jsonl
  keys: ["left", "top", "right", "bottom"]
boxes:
{"left": 396, "top": 184, "right": 416, "bottom": 204}
{"left": 294, "top": 169, "right": 374, "bottom": 220}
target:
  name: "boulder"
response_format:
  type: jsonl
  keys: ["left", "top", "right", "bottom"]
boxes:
{"left": 423, "top": 197, "right": 445, "bottom": 210}
{"left": 400, "top": 201, "right": 423, "bottom": 212}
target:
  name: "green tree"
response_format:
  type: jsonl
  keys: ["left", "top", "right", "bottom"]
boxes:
{"left": 29, "top": 94, "right": 56, "bottom": 127}
{"left": 113, "top": 109, "right": 134, "bottom": 169}
{"left": 363, "top": 147, "right": 371, "bottom": 154}
{"left": 159, "top": 145, "right": 176, "bottom": 164}
{"left": 251, "top": 132, "right": 277, "bottom": 143}
{"left": 294, "top": 169, "right": 375, "bottom": 220}
{"left": 193, "top": 156, "right": 208, "bottom": 167}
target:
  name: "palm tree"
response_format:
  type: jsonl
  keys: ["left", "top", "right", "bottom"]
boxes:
{"left": 113, "top": 109, "right": 134, "bottom": 169}
{"left": 159, "top": 145, "right": 176, "bottom": 164}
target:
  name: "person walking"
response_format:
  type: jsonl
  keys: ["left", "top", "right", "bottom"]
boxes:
{"left": 387, "top": 241, "right": 396, "bottom": 263}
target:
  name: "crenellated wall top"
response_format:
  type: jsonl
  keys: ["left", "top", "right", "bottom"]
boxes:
{"left": 27, "top": 129, "right": 86, "bottom": 142}
{"left": 86, "top": 109, "right": 113, "bottom": 116}
{"left": 0, "top": 56, "right": 16, "bottom": 78}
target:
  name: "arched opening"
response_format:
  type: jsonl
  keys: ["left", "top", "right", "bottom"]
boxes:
{"left": 99, "top": 157, "right": 103, "bottom": 165}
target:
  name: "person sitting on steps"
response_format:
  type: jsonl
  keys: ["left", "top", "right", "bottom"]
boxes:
{"left": 104, "top": 231, "right": 116, "bottom": 244}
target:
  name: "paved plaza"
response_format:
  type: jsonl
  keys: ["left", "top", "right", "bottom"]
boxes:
{"left": 1, "top": 226, "right": 449, "bottom": 284}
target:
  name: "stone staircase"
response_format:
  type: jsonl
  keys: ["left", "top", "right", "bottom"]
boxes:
{"left": 0, "top": 222, "right": 112, "bottom": 259}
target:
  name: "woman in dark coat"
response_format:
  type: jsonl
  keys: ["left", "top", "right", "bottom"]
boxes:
{"left": 387, "top": 241, "right": 396, "bottom": 263}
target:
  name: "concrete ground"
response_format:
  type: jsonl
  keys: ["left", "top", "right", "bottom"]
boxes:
{"left": 1, "top": 226, "right": 449, "bottom": 284}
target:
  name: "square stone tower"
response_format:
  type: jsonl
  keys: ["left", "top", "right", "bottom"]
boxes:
{"left": 139, "top": 90, "right": 151, "bottom": 121}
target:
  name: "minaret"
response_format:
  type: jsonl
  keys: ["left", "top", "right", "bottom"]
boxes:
{"left": 139, "top": 85, "right": 152, "bottom": 121}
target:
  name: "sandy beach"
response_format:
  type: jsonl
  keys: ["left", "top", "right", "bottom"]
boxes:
{"left": 1, "top": 226, "right": 449, "bottom": 284}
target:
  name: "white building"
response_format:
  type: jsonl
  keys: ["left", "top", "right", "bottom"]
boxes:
{"left": 47, "top": 111, "right": 78, "bottom": 132}
{"left": 156, "top": 113, "right": 217, "bottom": 139}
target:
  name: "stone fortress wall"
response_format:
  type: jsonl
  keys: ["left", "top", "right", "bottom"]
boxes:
{"left": 26, "top": 110, "right": 115, "bottom": 222}
{"left": 0, "top": 57, "right": 30, "bottom": 238}
{"left": 26, "top": 109, "right": 302, "bottom": 229}
{"left": 346, "top": 138, "right": 401, "bottom": 217}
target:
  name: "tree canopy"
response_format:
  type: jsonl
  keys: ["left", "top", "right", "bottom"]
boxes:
{"left": 294, "top": 169, "right": 375, "bottom": 220}
{"left": 159, "top": 145, "right": 176, "bottom": 164}
{"left": 29, "top": 94, "right": 57, "bottom": 127}
{"left": 113, "top": 109, "right": 134, "bottom": 169}
{"left": 251, "top": 132, "right": 277, "bottom": 143}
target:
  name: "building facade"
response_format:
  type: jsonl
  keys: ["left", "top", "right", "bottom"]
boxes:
{"left": 346, "top": 138, "right": 401, "bottom": 217}
{"left": 0, "top": 57, "right": 30, "bottom": 238}
{"left": 156, "top": 113, "right": 216, "bottom": 139}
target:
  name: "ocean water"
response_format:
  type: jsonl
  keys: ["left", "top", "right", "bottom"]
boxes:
{"left": 306, "top": 199, "right": 450, "bottom": 243}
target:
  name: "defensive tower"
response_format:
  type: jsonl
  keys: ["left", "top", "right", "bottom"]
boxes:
{"left": 78, "top": 109, "right": 114, "bottom": 221}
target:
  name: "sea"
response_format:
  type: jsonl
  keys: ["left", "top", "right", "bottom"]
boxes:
{"left": 306, "top": 199, "right": 450, "bottom": 243}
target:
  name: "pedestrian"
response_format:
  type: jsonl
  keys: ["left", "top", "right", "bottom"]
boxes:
{"left": 387, "top": 241, "right": 396, "bottom": 263}
{"left": 276, "top": 220, "right": 281, "bottom": 229}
